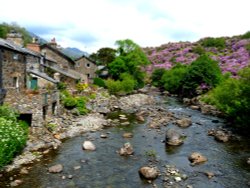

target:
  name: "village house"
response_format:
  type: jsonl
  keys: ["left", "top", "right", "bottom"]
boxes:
{"left": 0, "top": 35, "right": 60, "bottom": 127}
{"left": 28, "top": 38, "right": 88, "bottom": 87}
{"left": 75, "top": 55, "right": 97, "bottom": 83}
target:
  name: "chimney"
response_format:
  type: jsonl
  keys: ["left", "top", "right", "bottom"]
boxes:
{"left": 49, "top": 37, "right": 57, "bottom": 48}
{"left": 6, "top": 30, "right": 24, "bottom": 47}
{"left": 26, "top": 37, "right": 41, "bottom": 53}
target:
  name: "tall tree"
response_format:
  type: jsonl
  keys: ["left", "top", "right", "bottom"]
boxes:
{"left": 108, "top": 39, "right": 150, "bottom": 88}
{"left": 89, "top": 47, "right": 116, "bottom": 66}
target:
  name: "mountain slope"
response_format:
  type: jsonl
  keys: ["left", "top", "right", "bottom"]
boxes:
{"left": 60, "top": 47, "right": 88, "bottom": 60}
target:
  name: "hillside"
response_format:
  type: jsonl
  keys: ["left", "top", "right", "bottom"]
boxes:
{"left": 144, "top": 34, "right": 250, "bottom": 76}
{"left": 60, "top": 47, "right": 88, "bottom": 60}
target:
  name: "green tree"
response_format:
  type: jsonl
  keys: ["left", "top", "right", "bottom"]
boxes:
{"left": 108, "top": 39, "right": 150, "bottom": 88}
{"left": 90, "top": 47, "right": 116, "bottom": 66}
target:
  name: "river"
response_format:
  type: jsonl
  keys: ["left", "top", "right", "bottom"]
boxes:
{"left": 0, "top": 95, "right": 249, "bottom": 188}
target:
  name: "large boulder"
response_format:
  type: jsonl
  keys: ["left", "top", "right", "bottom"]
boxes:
{"left": 48, "top": 164, "right": 63, "bottom": 173}
{"left": 119, "top": 142, "right": 134, "bottom": 156}
{"left": 139, "top": 166, "right": 159, "bottom": 180}
{"left": 165, "top": 129, "right": 184, "bottom": 146}
{"left": 176, "top": 118, "right": 192, "bottom": 128}
{"left": 188, "top": 152, "right": 207, "bottom": 165}
{"left": 82, "top": 141, "right": 96, "bottom": 151}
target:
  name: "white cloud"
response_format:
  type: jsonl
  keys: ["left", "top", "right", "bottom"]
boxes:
{"left": 0, "top": 0, "right": 249, "bottom": 53}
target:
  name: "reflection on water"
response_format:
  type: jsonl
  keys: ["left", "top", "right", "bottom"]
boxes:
{"left": 0, "top": 97, "right": 249, "bottom": 188}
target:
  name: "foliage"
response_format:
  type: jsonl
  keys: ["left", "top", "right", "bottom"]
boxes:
{"left": 108, "top": 39, "right": 150, "bottom": 88}
{"left": 0, "top": 105, "right": 19, "bottom": 121}
{"left": 192, "top": 45, "right": 206, "bottom": 55}
{"left": 76, "top": 83, "right": 88, "bottom": 92}
{"left": 241, "top": 31, "right": 250, "bottom": 39}
{"left": 161, "top": 63, "right": 188, "bottom": 94}
{"left": 62, "top": 96, "right": 78, "bottom": 109}
{"left": 151, "top": 68, "right": 167, "bottom": 87}
{"left": 202, "top": 67, "right": 250, "bottom": 129}
{"left": 76, "top": 97, "right": 88, "bottom": 115}
{"left": 57, "top": 82, "right": 67, "bottom": 91}
{"left": 89, "top": 47, "right": 116, "bottom": 65}
{"left": 93, "top": 77, "right": 106, "bottom": 88}
{"left": 201, "top": 37, "right": 226, "bottom": 49}
{"left": 0, "top": 22, "right": 32, "bottom": 46}
{"left": 181, "top": 55, "right": 222, "bottom": 97}
{"left": 0, "top": 106, "right": 28, "bottom": 169}
{"left": 105, "top": 79, "right": 122, "bottom": 95}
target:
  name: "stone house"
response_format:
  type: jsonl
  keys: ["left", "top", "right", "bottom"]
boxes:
{"left": 28, "top": 38, "right": 87, "bottom": 87}
{"left": 0, "top": 37, "right": 60, "bottom": 127}
{"left": 75, "top": 55, "right": 97, "bottom": 83}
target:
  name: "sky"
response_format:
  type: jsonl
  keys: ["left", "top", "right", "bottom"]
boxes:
{"left": 0, "top": 0, "right": 249, "bottom": 53}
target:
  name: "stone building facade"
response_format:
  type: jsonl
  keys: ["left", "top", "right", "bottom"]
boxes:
{"left": 0, "top": 37, "right": 60, "bottom": 127}
{"left": 75, "top": 55, "right": 97, "bottom": 83}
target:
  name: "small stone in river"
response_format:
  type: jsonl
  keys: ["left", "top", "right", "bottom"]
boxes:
{"left": 119, "top": 142, "right": 134, "bottom": 156}
{"left": 121, "top": 122, "right": 130, "bottom": 126}
{"left": 174, "top": 177, "right": 182, "bottom": 182}
{"left": 182, "top": 174, "right": 188, "bottom": 180}
{"left": 247, "top": 158, "right": 250, "bottom": 165}
{"left": 68, "top": 175, "right": 73, "bottom": 179}
{"left": 74, "top": 166, "right": 81, "bottom": 170}
{"left": 186, "top": 185, "right": 193, "bottom": 188}
{"left": 100, "top": 134, "right": 108, "bottom": 138}
{"left": 139, "top": 166, "right": 159, "bottom": 180}
{"left": 188, "top": 152, "right": 207, "bottom": 165}
{"left": 123, "top": 132, "right": 133, "bottom": 138}
{"left": 62, "top": 175, "right": 66, "bottom": 180}
{"left": 48, "top": 164, "right": 63, "bottom": 173}
{"left": 205, "top": 171, "right": 215, "bottom": 179}
{"left": 82, "top": 141, "right": 96, "bottom": 151}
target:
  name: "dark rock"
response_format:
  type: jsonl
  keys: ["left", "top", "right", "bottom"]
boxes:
{"left": 176, "top": 118, "right": 192, "bottom": 128}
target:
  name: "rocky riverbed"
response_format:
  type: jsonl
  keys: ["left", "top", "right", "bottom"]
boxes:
{"left": 1, "top": 87, "right": 250, "bottom": 188}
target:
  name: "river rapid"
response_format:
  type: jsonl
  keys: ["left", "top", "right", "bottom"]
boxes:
{"left": 0, "top": 94, "right": 249, "bottom": 188}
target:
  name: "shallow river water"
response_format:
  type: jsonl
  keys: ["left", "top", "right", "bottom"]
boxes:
{"left": 1, "top": 96, "right": 250, "bottom": 188}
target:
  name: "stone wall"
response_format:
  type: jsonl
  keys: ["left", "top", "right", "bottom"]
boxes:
{"left": 4, "top": 89, "right": 60, "bottom": 127}
{"left": 2, "top": 49, "right": 26, "bottom": 90}
{"left": 75, "top": 57, "right": 97, "bottom": 83}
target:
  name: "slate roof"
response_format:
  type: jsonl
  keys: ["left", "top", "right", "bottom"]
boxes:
{"left": 27, "top": 69, "right": 58, "bottom": 83}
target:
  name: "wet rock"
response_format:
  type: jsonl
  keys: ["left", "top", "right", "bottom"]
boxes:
{"left": 82, "top": 141, "right": 96, "bottom": 151}
{"left": 176, "top": 118, "right": 192, "bottom": 128}
{"left": 119, "top": 142, "right": 134, "bottom": 156}
{"left": 174, "top": 176, "right": 182, "bottom": 182}
{"left": 247, "top": 158, "right": 250, "bottom": 165}
{"left": 214, "top": 130, "right": 230, "bottom": 142}
{"left": 121, "top": 122, "right": 130, "bottom": 126}
{"left": 139, "top": 166, "right": 159, "bottom": 180}
{"left": 100, "top": 134, "right": 108, "bottom": 138}
{"left": 10, "top": 179, "right": 23, "bottom": 187}
{"left": 68, "top": 175, "right": 73, "bottom": 179}
{"left": 188, "top": 152, "right": 207, "bottom": 165}
{"left": 190, "top": 105, "right": 199, "bottom": 110}
{"left": 74, "top": 166, "right": 81, "bottom": 170}
{"left": 136, "top": 115, "right": 145, "bottom": 122}
{"left": 48, "top": 164, "right": 63, "bottom": 173}
{"left": 123, "top": 132, "right": 133, "bottom": 138}
{"left": 165, "top": 129, "right": 184, "bottom": 146}
{"left": 205, "top": 171, "right": 215, "bottom": 179}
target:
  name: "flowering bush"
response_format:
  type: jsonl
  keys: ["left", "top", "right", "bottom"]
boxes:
{"left": 0, "top": 106, "right": 28, "bottom": 168}
{"left": 76, "top": 83, "right": 88, "bottom": 92}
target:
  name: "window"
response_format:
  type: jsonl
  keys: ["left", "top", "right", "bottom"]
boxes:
{"left": 13, "top": 77, "right": 19, "bottom": 88}
{"left": 86, "top": 63, "right": 90, "bottom": 68}
{"left": 87, "top": 74, "right": 90, "bottom": 78}
{"left": 13, "top": 53, "right": 19, "bottom": 60}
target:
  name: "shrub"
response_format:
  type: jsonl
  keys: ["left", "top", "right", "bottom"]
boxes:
{"left": 57, "top": 82, "right": 67, "bottom": 91}
{"left": 76, "top": 83, "right": 88, "bottom": 92}
{"left": 120, "top": 76, "right": 137, "bottom": 94}
{"left": 151, "top": 68, "right": 167, "bottom": 87}
{"left": 161, "top": 63, "right": 188, "bottom": 94}
{"left": 93, "top": 77, "right": 106, "bottom": 88}
{"left": 0, "top": 105, "right": 19, "bottom": 121}
{"left": 0, "top": 106, "right": 29, "bottom": 169}
{"left": 105, "top": 79, "right": 122, "bottom": 95}
{"left": 202, "top": 67, "right": 250, "bottom": 129}
{"left": 181, "top": 55, "right": 222, "bottom": 97}
{"left": 62, "top": 96, "right": 77, "bottom": 109}
{"left": 192, "top": 45, "right": 206, "bottom": 55}
{"left": 201, "top": 37, "right": 226, "bottom": 49}
{"left": 76, "top": 97, "right": 88, "bottom": 115}
{"left": 241, "top": 31, "right": 250, "bottom": 39}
